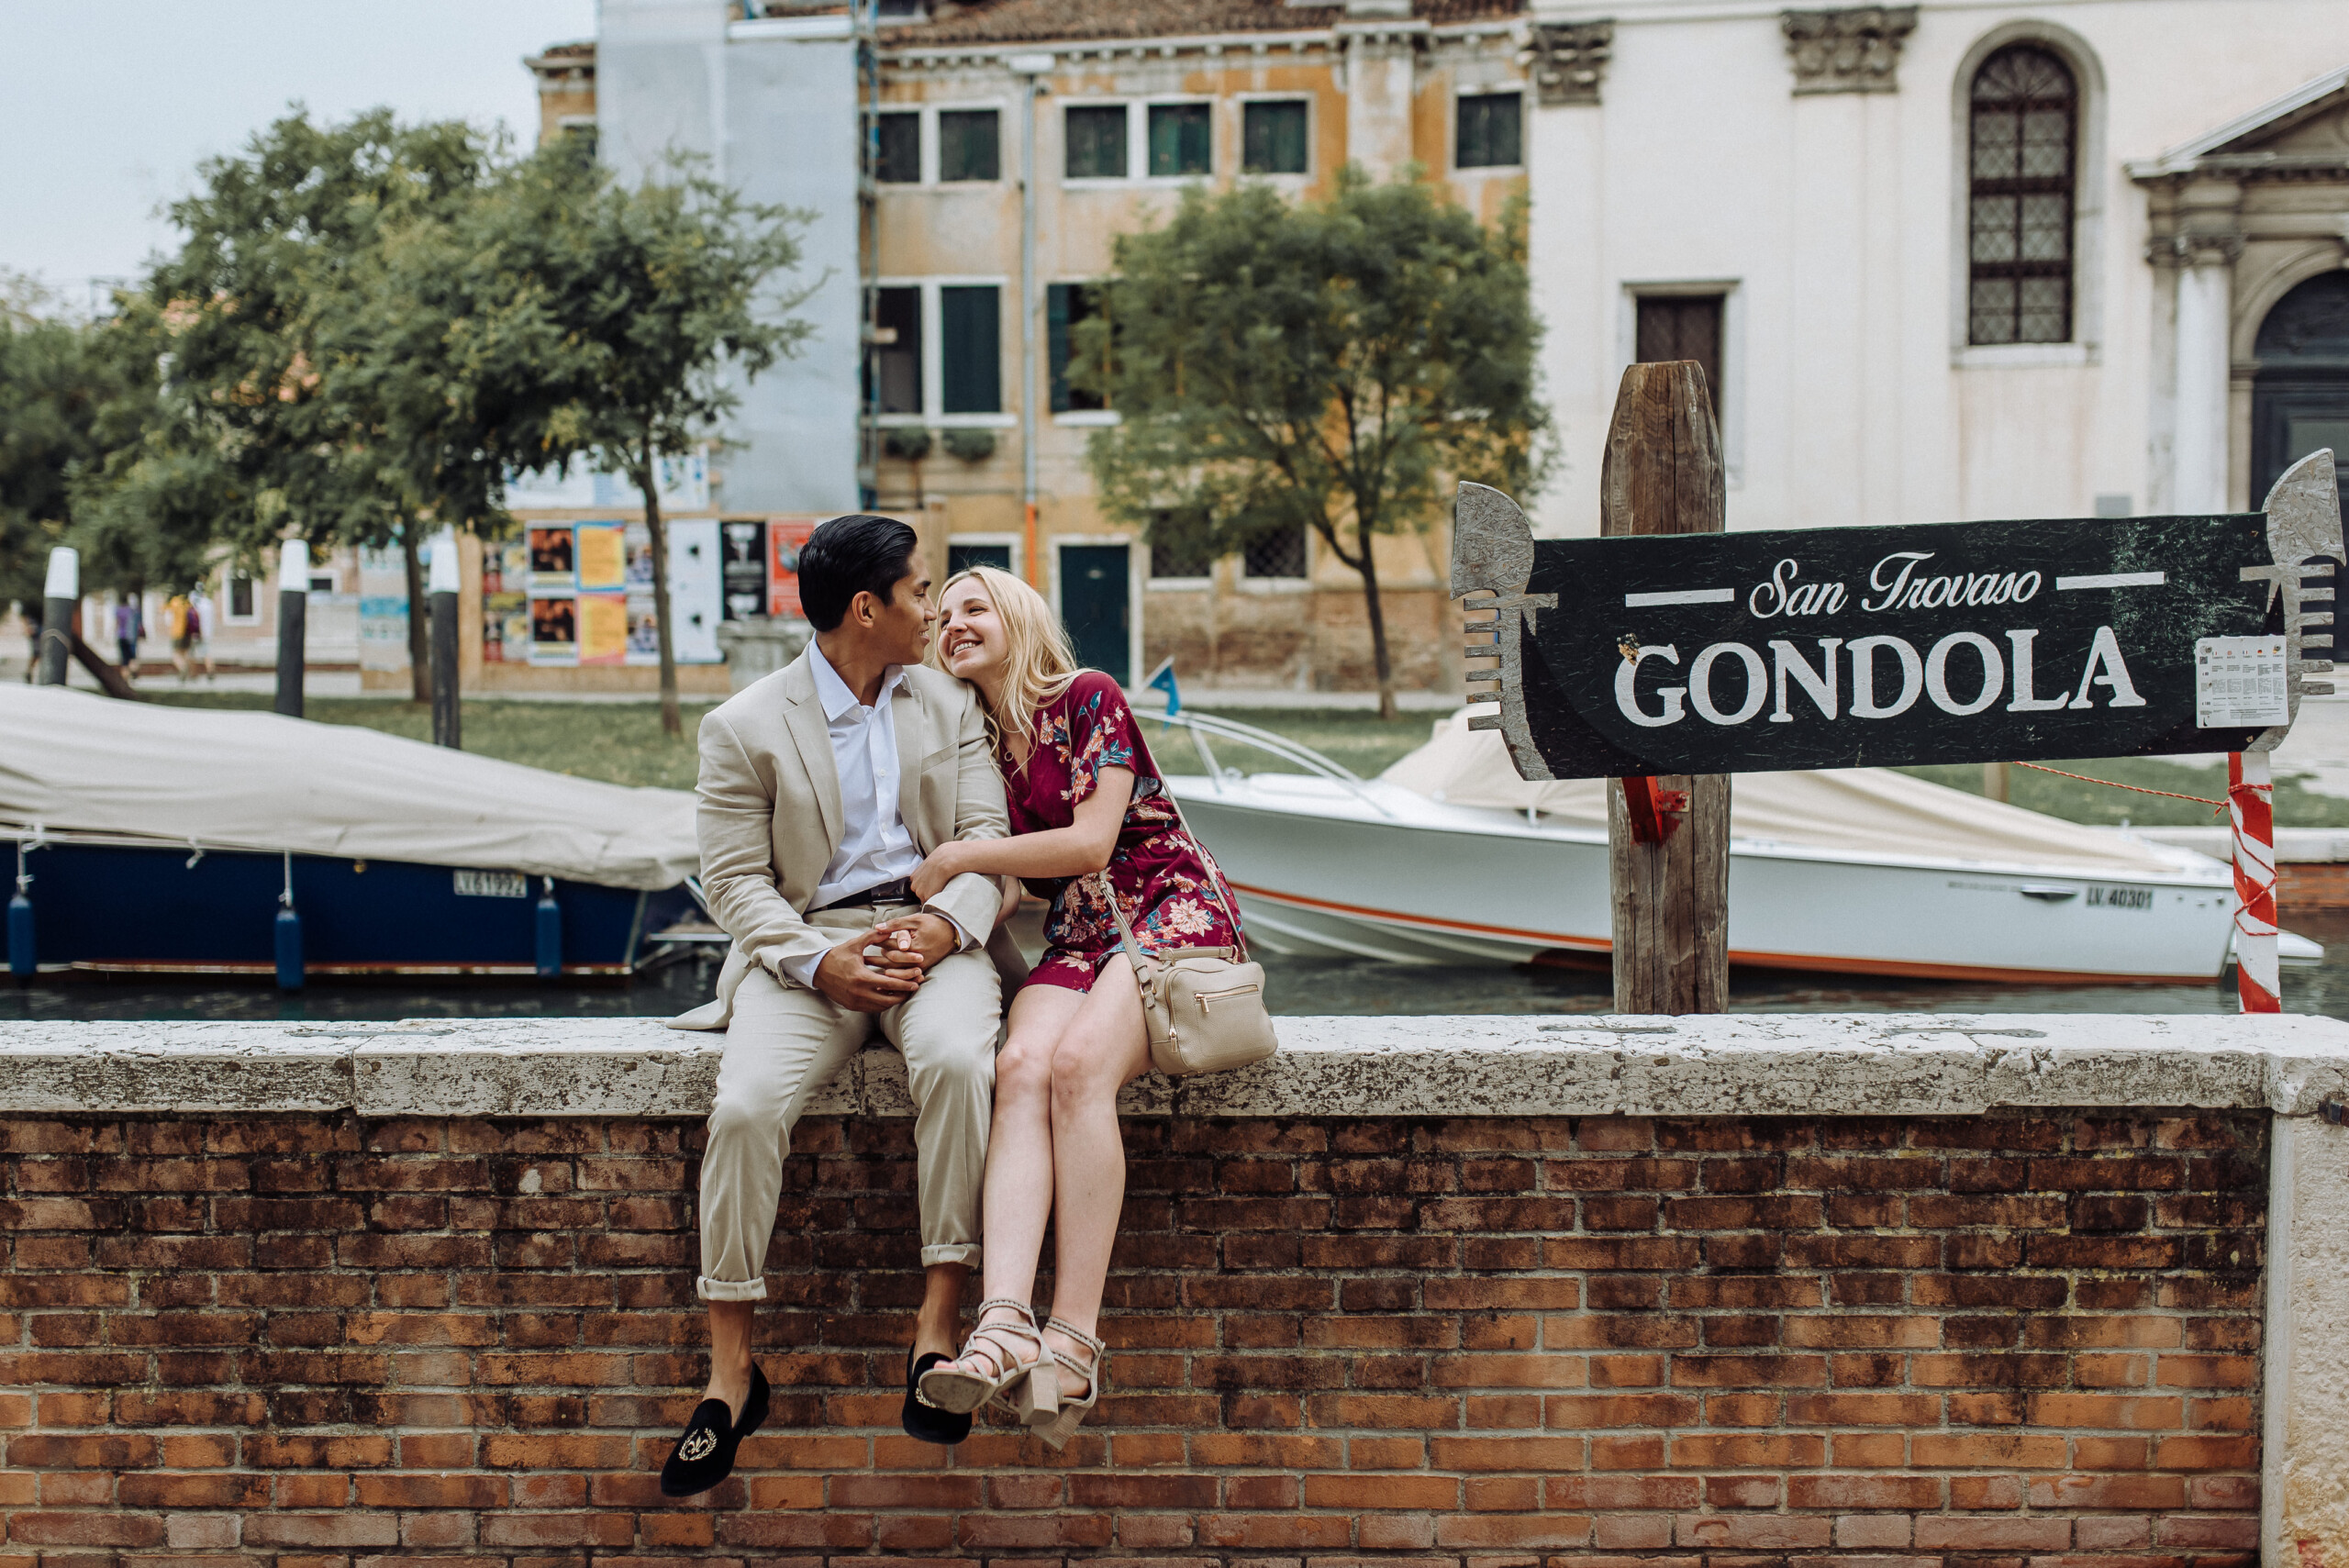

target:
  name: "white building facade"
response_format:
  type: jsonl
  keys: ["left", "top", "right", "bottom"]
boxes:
{"left": 1524, "top": 0, "right": 2349, "bottom": 538}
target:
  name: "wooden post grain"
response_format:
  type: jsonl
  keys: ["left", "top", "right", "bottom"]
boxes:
{"left": 1602, "top": 361, "right": 1729, "bottom": 1013}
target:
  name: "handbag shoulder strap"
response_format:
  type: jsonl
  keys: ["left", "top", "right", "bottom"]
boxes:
{"left": 1151, "top": 779, "right": 1251, "bottom": 962}
{"left": 1093, "top": 870, "right": 1149, "bottom": 972}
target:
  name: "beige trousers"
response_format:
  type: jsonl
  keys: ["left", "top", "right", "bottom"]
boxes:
{"left": 696, "top": 903, "right": 1002, "bottom": 1301}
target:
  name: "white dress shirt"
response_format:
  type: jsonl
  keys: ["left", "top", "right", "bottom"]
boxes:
{"left": 778, "top": 642, "right": 970, "bottom": 989}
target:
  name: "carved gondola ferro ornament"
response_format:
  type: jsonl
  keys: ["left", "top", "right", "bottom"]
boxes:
{"left": 1451, "top": 448, "right": 2343, "bottom": 782}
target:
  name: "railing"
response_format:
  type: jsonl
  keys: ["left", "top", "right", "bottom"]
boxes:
{"left": 1143, "top": 708, "right": 1396, "bottom": 818}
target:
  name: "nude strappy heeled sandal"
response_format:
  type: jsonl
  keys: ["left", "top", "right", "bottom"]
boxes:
{"left": 1019, "top": 1318, "right": 1107, "bottom": 1451}
{"left": 918, "top": 1299, "right": 1044, "bottom": 1416}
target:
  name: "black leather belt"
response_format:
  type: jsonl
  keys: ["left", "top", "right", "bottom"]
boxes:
{"left": 810, "top": 878, "right": 915, "bottom": 913}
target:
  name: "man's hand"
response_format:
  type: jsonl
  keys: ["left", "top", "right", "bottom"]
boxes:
{"left": 869, "top": 912, "right": 958, "bottom": 969}
{"left": 809, "top": 931, "right": 924, "bottom": 1013}
{"left": 909, "top": 842, "right": 968, "bottom": 904}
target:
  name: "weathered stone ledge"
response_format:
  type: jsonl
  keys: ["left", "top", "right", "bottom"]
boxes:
{"left": 4, "top": 1012, "right": 2348, "bottom": 1119}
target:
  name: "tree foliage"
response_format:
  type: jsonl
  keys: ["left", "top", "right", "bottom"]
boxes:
{"left": 1077, "top": 170, "right": 1551, "bottom": 717}
{"left": 410, "top": 145, "right": 814, "bottom": 736}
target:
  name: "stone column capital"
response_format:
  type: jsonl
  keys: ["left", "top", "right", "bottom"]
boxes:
{"left": 2147, "top": 232, "right": 2246, "bottom": 271}
{"left": 1780, "top": 6, "right": 1918, "bottom": 95}
{"left": 1525, "top": 20, "right": 1612, "bottom": 106}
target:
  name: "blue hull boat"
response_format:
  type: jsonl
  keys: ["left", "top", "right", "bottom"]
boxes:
{"left": 2, "top": 686, "right": 709, "bottom": 984}
{"left": 8, "top": 833, "right": 697, "bottom": 976}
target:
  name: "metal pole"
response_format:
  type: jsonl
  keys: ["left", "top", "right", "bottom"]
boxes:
{"left": 429, "top": 528, "right": 462, "bottom": 749}
{"left": 1008, "top": 54, "right": 1052, "bottom": 584}
{"left": 273, "top": 539, "right": 307, "bottom": 719}
{"left": 36, "top": 547, "right": 76, "bottom": 687}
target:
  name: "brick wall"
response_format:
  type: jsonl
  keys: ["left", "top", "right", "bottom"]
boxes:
{"left": 0, "top": 1109, "right": 2265, "bottom": 1566}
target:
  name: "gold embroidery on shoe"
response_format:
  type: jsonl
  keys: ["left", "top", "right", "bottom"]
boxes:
{"left": 679, "top": 1428, "right": 718, "bottom": 1462}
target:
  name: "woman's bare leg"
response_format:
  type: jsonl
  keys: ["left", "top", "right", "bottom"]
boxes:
{"left": 1040, "top": 954, "right": 1152, "bottom": 1393}
{"left": 941, "top": 984, "right": 1085, "bottom": 1378}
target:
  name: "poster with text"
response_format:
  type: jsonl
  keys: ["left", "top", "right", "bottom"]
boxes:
{"left": 722, "top": 520, "right": 767, "bottom": 620}
{"left": 768, "top": 517, "right": 818, "bottom": 619}
{"left": 577, "top": 592, "right": 629, "bottom": 665}
{"left": 625, "top": 524, "right": 655, "bottom": 592}
{"left": 575, "top": 522, "right": 627, "bottom": 592}
{"left": 626, "top": 595, "right": 660, "bottom": 662}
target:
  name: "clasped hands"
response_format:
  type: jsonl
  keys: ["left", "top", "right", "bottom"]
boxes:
{"left": 812, "top": 911, "right": 956, "bottom": 1013}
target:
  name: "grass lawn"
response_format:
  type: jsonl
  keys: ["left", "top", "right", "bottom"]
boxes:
{"left": 142, "top": 690, "right": 2349, "bottom": 828}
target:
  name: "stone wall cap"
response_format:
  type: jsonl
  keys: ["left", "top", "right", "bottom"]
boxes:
{"left": 6, "top": 1013, "right": 2349, "bottom": 1119}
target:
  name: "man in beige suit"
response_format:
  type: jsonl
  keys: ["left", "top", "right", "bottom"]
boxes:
{"left": 660, "top": 515, "right": 1007, "bottom": 1494}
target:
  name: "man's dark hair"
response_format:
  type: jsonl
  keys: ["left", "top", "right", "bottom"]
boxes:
{"left": 797, "top": 514, "right": 920, "bottom": 632}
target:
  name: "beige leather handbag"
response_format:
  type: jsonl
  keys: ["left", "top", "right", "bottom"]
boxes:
{"left": 1091, "top": 808, "right": 1276, "bottom": 1077}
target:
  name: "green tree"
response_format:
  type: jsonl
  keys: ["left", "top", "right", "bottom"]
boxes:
{"left": 1076, "top": 171, "right": 1552, "bottom": 718}
{"left": 127, "top": 108, "right": 504, "bottom": 699}
{"left": 426, "top": 144, "right": 816, "bottom": 737}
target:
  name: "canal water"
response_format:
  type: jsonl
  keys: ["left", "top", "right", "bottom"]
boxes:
{"left": 10, "top": 910, "right": 2349, "bottom": 1024}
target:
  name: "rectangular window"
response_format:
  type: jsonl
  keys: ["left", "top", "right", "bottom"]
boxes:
{"left": 1243, "top": 525, "right": 1308, "bottom": 579}
{"left": 867, "top": 285, "right": 922, "bottom": 415}
{"left": 1148, "top": 103, "right": 1211, "bottom": 177}
{"left": 948, "top": 541, "right": 1013, "bottom": 575}
{"left": 1635, "top": 294, "right": 1725, "bottom": 425}
{"left": 1047, "top": 283, "right": 1111, "bottom": 413}
{"left": 1065, "top": 105, "right": 1128, "bottom": 180}
{"left": 1242, "top": 100, "right": 1308, "bottom": 175}
{"left": 1150, "top": 511, "right": 1216, "bottom": 580}
{"left": 874, "top": 111, "right": 919, "bottom": 183}
{"left": 228, "top": 573, "right": 255, "bottom": 619}
{"left": 938, "top": 108, "right": 999, "bottom": 183}
{"left": 940, "top": 285, "right": 1001, "bottom": 415}
{"left": 1455, "top": 92, "right": 1523, "bottom": 169}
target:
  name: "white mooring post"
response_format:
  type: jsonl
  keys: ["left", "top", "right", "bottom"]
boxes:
{"left": 2231, "top": 751, "right": 2280, "bottom": 1013}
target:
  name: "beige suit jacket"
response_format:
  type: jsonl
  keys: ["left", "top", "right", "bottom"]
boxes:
{"left": 669, "top": 648, "right": 1008, "bottom": 1031}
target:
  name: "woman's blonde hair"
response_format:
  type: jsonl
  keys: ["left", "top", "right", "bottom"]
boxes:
{"left": 930, "top": 563, "right": 1081, "bottom": 750}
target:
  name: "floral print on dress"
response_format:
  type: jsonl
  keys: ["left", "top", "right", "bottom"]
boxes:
{"left": 997, "top": 671, "right": 1245, "bottom": 994}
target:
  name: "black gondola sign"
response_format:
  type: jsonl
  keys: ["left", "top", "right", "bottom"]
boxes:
{"left": 1453, "top": 450, "right": 2343, "bottom": 781}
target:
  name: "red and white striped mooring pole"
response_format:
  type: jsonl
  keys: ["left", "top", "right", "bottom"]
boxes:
{"left": 2229, "top": 751, "right": 2280, "bottom": 1013}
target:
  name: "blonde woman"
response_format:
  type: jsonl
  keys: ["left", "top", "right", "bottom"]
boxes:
{"left": 907, "top": 565, "right": 1243, "bottom": 1448}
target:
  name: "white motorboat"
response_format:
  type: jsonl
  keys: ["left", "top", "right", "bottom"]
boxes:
{"left": 1159, "top": 708, "right": 2312, "bottom": 984}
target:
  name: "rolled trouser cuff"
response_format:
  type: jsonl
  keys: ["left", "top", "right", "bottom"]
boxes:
{"left": 696, "top": 1274, "right": 770, "bottom": 1303}
{"left": 919, "top": 1243, "right": 981, "bottom": 1269}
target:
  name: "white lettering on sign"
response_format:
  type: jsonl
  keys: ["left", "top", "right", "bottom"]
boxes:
{"left": 1857, "top": 552, "right": 2042, "bottom": 614}
{"left": 1747, "top": 560, "right": 1848, "bottom": 619}
{"left": 1848, "top": 636, "right": 1924, "bottom": 718}
{"left": 1616, "top": 644, "right": 1686, "bottom": 727}
{"left": 2194, "top": 636, "right": 2289, "bottom": 728}
{"left": 2057, "top": 572, "right": 2166, "bottom": 591}
{"left": 1619, "top": 627, "right": 2151, "bottom": 728}
{"left": 454, "top": 870, "right": 528, "bottom": 898}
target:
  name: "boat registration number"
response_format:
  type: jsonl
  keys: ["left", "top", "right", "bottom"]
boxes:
{"left": 2087, "top": 886, "right": 2154, "bottom": 911}
{"left": 454, "top": 870, "right": 529, "bottom": 899}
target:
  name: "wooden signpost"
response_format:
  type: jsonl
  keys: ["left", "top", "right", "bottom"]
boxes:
{"left": 1458, "top": 361, "right": 2343, "bottom": 1015}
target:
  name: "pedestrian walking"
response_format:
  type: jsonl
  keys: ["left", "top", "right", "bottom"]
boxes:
{"left": 113, "top": 595, "right": 143, "bottom": 682}
{"left": 165, "top": 595, "right": 194, "bottom": 684}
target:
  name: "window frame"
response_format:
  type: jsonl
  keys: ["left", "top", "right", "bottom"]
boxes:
{"left": 872, "top": 108, "right": 922, "bottom": 184}
{"left": 222, "top": 569, "right": 260, "bottom": 625}
{"left": 935, "top": 105, "right": 1004, "bottom": 184}
{"left": 1238, "top": 94, "right": 1312, "bottom": 180}
{"left": 946, "top": 534, "right": 1022, "bottom": 580}
{"left": 1948, "top": 23, "right": 2105, "bottom": 366}
{"left": 1963, "top": 43, "right": 2078, "bottom": 349}
{"left": 1236, "top": 524, "right": 1311, "bottom": 593}
{"left": 868, "top": 276, "right": 1019, "bottom": 428}
{"left": 1145, "top": 508, "right": 1218, "bottom": 590}
{"left": 1047, "top": 279, "right": 1121, "bottom": 425}
{"left": 1062, "top": 99, "right": 1138, "bottom": 184}
{"left": 1143, "top": 97, "right": 1216, "bottom": 183}
{"left": 1452, "top": 88, "right": 1525, "bottom": 172}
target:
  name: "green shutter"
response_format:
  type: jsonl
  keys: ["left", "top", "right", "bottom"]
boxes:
{"left": 1065, "top": 106, "right": 1127, "bottom": 180}
{"left": 1046, "top": 284, "right": 1073, "bottom": 414}
{"left": 1243, "top": 101, "right": 1308, "bottom": 175}
{"left": 940, "top": 285, "right": 1001, "bottom": 415}
{"left": 1149, "top": 104, "right": 1211, "bottom": 177}
{"left": 940, "top": 109, "right": 999, "bottom": 182}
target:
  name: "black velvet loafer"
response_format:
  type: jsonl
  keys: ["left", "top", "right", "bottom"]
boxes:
{"left": 659, "top": 1363, "right": 769, "bottom": 1497}
{"left": 903, "top": 1349, "right": 973, "bottom": 1446}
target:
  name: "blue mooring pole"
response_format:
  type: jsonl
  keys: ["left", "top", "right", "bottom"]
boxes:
{"left": 7, "top": 840, "right": 33, "bottom": 978}
{"left": 534, "top": 877, "right": 562, "bottom": 979}
{"left": 273, "top": 851, "right": 304, "bottom": 991}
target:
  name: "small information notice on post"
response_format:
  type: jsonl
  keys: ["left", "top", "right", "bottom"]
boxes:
{"left": 2195, "top": 637, "right": 2291, "bottom": 728}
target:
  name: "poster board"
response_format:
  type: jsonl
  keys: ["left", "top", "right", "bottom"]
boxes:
{"left": 722, "top": 520, "right": 767, "bottom": 621}
{"left": 768, "top": 517, "right": 818, "bottom": 619}
{"left": 521, "top": 518, "right": 726, "bottom": 667}
{"left": 482, "top": 539, "right": 530, "bottom": 665}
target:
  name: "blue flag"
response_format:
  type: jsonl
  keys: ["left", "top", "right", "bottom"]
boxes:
{"left": 1142, "top": 656, "right": 1180, "bottom": 717}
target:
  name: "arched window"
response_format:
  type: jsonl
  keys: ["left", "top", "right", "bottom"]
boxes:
{"left": 1968, "top": 44, "right": 2076, "bottom": 344}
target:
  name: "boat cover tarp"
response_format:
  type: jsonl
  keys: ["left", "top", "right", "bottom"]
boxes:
{"left": 0, "top": 686, "right": 696, "bottom": 890}
{"left": 1381, "top": 710, "right": 2193, "bottom": 876}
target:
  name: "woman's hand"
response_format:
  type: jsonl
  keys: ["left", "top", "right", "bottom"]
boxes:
{"left": 911, "top": 841, "right": 969, "bottom": 903}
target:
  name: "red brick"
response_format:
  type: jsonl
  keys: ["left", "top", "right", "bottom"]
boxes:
{"left": 1786, "top": 1473, "right": 1941, "bottom": 1509}
{"left": 1914, "top": 1516, "right": 2073, "bottom": 1550}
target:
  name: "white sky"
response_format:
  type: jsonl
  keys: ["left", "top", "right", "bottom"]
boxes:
{"left": 1, "top": 0, "right": 596, "bottom": 308}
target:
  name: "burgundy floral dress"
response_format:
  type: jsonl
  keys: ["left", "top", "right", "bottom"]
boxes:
{"left": 1003, "top": 672, "right": 1246, "bottom": 993}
